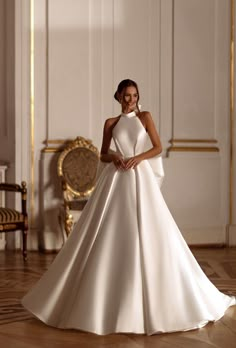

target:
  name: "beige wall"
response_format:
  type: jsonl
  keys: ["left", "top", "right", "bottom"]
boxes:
{"left": 0, "top": 0, "right": 15, "bottom": 173}
{"left": 0, "top": 0, "right": 235, "bottom": 250}
{"left": 162, "top": 0, "right": 231, "bottom": 245}
{"left": 0, "top": 0, "right": 6, "bottom": 146}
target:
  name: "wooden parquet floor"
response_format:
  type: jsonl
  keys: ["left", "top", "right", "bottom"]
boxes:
{"left": 0, "top": 248, "right": 236, "bottom": 348}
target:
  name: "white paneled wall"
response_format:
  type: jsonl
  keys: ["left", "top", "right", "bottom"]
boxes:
{"left": 161, "top": 0, "right": 231, "bottom": 245}
{"left": 42, "top": 0, "right": 162, "bottom": 145}
{"left": 48, "top": 0, "right": 90, "bottom": 139}
{"left": 0, "top": 0, "right": 6, "bottom": 151}
{"left": 0, "top": 0, "right": 235, "bottom": 250}
{"left": 230, "top": 0, "right": 236, "bottom": 246}
{"left": 33, "top": 0, "right": 165, "bottom": 250}
{"left": 174, "top": 0, "right": 215, "bottom": 139}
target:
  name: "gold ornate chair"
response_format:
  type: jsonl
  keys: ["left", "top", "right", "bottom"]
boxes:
{"left": 0, "top": 182, "right": 28, "bottom": 261}
{"left": 57, "top": 136, "right": 99, "bottom": 236}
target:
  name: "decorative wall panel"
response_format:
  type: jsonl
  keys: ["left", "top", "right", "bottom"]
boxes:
{"left": 173, "top": 0, "right": 215, "bottom": 139}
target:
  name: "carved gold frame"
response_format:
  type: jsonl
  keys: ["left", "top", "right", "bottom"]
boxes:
{"left": 57, "top": 136, "right": 99, "bottom": 198}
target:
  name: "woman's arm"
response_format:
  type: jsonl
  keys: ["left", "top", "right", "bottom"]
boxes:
{"left": 100, "top": 119, "right": 113, "bottom": 163}
{"left": 125, "top": 112, "right": 162, "bottom": 169}
{"left": 100, "top": 118, "right": 126, "bottom": 169}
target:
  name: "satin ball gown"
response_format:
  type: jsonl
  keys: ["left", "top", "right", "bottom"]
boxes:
{"left": 22, "top": 111, "right": 236, "bottom": 335}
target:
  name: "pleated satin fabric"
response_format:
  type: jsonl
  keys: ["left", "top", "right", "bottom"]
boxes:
{"left": 22, "top": 111, "right": 236, "bottom": 335}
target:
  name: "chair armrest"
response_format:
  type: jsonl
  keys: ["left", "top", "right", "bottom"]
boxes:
{"left": 0, "top": 181, "right": 27, "bottom": 193}
{"left": 0, "top": 182, "right": 27, "bottom": 216}
{"left": 0, "top": 183, "right": 22, "bottom": 192}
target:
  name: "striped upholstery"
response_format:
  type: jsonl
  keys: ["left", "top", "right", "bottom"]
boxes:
{"left": 0, "top": 181, "right": 28, "bottom": 260}
{"left": 0, "top": 208, "right": 24, "bottom": 224}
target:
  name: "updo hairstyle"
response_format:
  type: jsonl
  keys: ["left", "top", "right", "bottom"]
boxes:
{"left": 114, "top": 79, "right": 140, "bottom": 111}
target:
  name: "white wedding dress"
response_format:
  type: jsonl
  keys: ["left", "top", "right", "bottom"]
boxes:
{"left": 22, "top": 111, "right": 235, "bottom": 335}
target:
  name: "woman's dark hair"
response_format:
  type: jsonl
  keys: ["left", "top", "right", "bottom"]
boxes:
{"left": 114, "top": 79, "right": 140, "bottom": 108}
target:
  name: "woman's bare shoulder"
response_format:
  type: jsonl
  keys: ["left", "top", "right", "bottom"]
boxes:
{"left": 138, "top": 111, "right": 152, "bottom": 119}
{"left": 104, "top": 115, "right": 121, "bottom": 129}
{"left": 137, "top": 111, "right": 153, "bottom": 128}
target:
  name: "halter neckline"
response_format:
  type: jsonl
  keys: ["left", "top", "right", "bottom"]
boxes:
{"left": 121, "top": 110, "right": 136, "bottom": 118}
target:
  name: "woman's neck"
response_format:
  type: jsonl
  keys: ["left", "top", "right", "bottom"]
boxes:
{"left": 122, "top": 107, "right": 136, "bottom": 114}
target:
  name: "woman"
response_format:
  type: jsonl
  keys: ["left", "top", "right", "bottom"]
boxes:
{"left": 100, "top": 79, "right": 162, "bottom": 171}
{"left": 22, "top": 79, "right": 235, "bottom": 335}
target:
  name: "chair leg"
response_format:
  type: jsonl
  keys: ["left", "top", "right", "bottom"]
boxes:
{"left": 22, "top": 229, "right": 27, "bottom": 261}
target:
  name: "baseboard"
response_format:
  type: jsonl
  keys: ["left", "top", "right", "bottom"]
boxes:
{"left": 38, "top": 247, "right": 60, "bottom": 254}
{"left": 3, "top": 226, "right": 233, "bottom": 251}
{"left": 189, "top": 243, "right": 226, "bottom": 248}
{"left": 180, "top": 226, "right": 226, "bottom": 245}
{"left": 227, "top": 224, "right": 236, "bottom": 246}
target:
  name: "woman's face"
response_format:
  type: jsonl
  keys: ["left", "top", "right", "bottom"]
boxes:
{"left": 120, "top": 86, "right": 139, "bottom": 112}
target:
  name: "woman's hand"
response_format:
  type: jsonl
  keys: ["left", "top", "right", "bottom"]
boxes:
{"left": 124, "top": 155, "right": 143, "bottom": 170}
{"left": 112, "top": 155, "right": 126, "bottom": 170}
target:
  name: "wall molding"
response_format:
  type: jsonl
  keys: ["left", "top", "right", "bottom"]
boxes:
{"left": 167, "top": 138, "right": 219, "bottom": 155}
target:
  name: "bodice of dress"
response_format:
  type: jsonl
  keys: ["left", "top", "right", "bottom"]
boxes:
{"left": 112, "top": 111, "right": 147, "bottom": 158}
